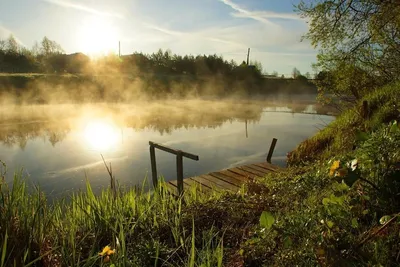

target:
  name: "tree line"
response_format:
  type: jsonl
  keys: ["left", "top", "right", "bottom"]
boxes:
{"left": 0, "top": 35, "right": 313, "bottom": 80}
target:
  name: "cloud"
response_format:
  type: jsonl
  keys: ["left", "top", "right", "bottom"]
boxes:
{"left": 41, "top": 0, "right": 124, "bottom": 19}
{"left": 219, "top": 0, "right": 303, "bottom": 23}
{"left": 218, "top": 0, "right": 275, "bottom": 25}
{"left": 142, "top": 23, "right": 183, "bottom": 36}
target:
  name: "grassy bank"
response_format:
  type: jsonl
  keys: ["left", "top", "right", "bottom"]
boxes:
{"left": 1, "top": 83, "right": 399, "bottom": 266}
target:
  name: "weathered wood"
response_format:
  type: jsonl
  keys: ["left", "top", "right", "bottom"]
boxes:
{"left": 253, "top": 162, "right": 279, "bottom": 172}
{"left": 267, "top": 138, "right": 278, "bottom": 163}
{"left": 149, "top": 141, "right": 200, "bottom": 195}
{"left": 149, "top": 141, "right": 199, "bottom": 161}
{"left": 228, "top": 167, "right": 258, "bottom": 179}
{"left": 150, "top": 145, "right": 158, "bottom": 188}
{"left": 218, "top": 170, "right": 250, "bottom": 182}
{"left": 190, "top": 176, "right": 226, "bottom": 191}
{"left": 238, "top": 166, "right": 267, "bottom": 177}
{"left": 248, "top": 164, "right": 273, "bottom": 175}
{"left": 200, "top": 174, "right": 239, "bottom": 190}
{"left": 208, "top": 172, "right": 243, "bottom": 186}
{"left": 176, "top": 151, "right": 184, "bottom": 196}
{"left": 166, "top": 161, "right": 281, "bottom": 195}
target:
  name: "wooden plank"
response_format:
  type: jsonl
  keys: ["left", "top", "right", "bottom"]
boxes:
{"left": 169, "top": 179, "right": 191, "bottom": 190}
{"left": 227, "top": 168, "right": 258, "bottom": 179}
{"left": 247, "top": 164, "right": 273, "bottom": 175}
{"left": 183, "top": 178, "right": 213, "bottom": 193}
{"left": 238, "top": 166, "right": 266, "bottom": 177}
{"left": 165, "top": 182, "right": 179, "bottom": 196}
{"left": 200, "top": 174, "right": 239, "bottom": 191}
{"left": 208, "top": 172, "right": 243, "bottom": 186}
{"left": 218, "top": 170, "right": 250, "bottom": 183}
{"left": 254, "top": 162, "right": 280, "bottom": 172}
{"left": 189, "top": 176, "right": 225, "bottom": 191}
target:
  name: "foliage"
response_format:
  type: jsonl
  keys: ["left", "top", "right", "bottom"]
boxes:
{"left": 297, "top": 0, "right": 400, "bottom": 102}
{"left": 288, "top": 82, "right": 400, "bottom": 165}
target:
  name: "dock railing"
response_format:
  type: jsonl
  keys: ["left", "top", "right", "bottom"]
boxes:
{"left": 149, "top": 141, "right": 199, "bottom": 196}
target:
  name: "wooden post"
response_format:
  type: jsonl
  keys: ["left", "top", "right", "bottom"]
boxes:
{"left": 150, "top": 144, "right": 158, "bottom": 188}
{"left": 176, "top": 151, "right": 184, "bottom": 196}
{"left": 266, "top": 138, "right": 278, "bottom": 163}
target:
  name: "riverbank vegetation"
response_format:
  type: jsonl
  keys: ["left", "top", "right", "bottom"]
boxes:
{"left": 1, "top": 0, "right": 400, "bottom": 266}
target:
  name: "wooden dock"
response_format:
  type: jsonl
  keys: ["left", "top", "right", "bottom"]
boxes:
{"left": 165, "top": 161, "right": 280, "bottom": 195}
{"left": 149, "top": 139, "right": 280, "bottom": 196}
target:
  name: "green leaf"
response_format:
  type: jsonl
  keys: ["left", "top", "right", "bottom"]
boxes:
{"left": 326, "top": 220, "right": 334, "bottom": 229}
{"left": 322, "top": 198, "right": 331, "bottom": 206}
{"left": 283, "top": 236, "right": 292, "bottom": 248}
{"left": 389, "top": 121, "right": 399, "bottom": 133}
{"left": 355, "top": 130, "right": 370, "bottom": 142}
{"left": 379, "top": 215, "right": 391, "bottom": 225}
{"left": 259, "top": 211, "right": 275, "bottom": 229}
{"left": 351, "top": 218, "right": 359, "bottom": 228}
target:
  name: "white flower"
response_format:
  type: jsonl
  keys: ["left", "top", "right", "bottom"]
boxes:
{"left": 350, "top": 159, "right": 358, "bottom": 171}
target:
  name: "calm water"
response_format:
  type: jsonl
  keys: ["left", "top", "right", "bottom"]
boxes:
{"left": 0, "top": 99, "right": 335, "bottom": 197}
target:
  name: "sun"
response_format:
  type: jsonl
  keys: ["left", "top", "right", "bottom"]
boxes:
{"left": 78, "top": 16, "right": 119, "bottom": 55}
{"left": 83, "top": 119, "right": 119, "bottom": 151}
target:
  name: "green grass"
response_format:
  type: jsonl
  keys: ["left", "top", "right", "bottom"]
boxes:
{"left": 0, "top": 170, "right": 228, "bottom": 267}
{"left": 287, "top": 82, "right": 400, "bottom": 165}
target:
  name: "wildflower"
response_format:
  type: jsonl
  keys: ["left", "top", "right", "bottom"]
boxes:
{"left": 329, "top": 160, "right": 340, "bottom": 176}
{"left": 99, "top": 245, "right": 115, "bottom": 263}
{"left": 99, "top": 245, "right": 115, "bottom": 257}
{"left": 350, "top": 159, "right": 358, "bottom": 171}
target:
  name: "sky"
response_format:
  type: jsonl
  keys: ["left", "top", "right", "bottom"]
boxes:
{"left": 0, "top": 0, "right": 316, "bottom": 75}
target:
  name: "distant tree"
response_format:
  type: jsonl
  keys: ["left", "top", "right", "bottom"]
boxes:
{"left": 281, "top": 74, "right": 285, "bottom": 79}
{"left": 6, "top": 35, "right": 19, "bottom": 54}
{"left": 250, "top": 60, "right": 263, "bottom": 74}
{"left": 272, "top": 71, "right": 278, "bottom": 77}
{"left": 292, "top": 67, "right": 301, "bottom": 79}
{"left": 0, "top": 39, "right": 6, "bottom": 51}
{"left": 305, "top": 72, "right": 311, "bottom": 79}
{"left": 41, "top": 36, "right": 63, "bottom": 55}
{"left": 31, "top": 41, "right": 41, "bottom": 56}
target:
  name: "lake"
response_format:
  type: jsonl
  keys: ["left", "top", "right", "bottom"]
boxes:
{"left": 0, "top": 99, "right": 335, "bottom": 198}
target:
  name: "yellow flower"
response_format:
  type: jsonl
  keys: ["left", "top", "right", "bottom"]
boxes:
{"left": 99, "top": 245, "right": 116, "bottom": 257}
{"left": 329, "top": 160, "right": 340, "bottom": 176}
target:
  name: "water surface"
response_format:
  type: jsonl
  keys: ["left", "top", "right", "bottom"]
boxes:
{"left": 0, "top": 99, "right": 335, "bottom": 197}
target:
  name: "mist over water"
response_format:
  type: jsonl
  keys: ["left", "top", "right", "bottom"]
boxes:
{"left": 0, "top": 99, "right": 335, "bottom": 198}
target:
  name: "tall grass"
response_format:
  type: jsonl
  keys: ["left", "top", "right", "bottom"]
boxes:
{"left": 0, "top": 166, "right": 225, "bottom": 267}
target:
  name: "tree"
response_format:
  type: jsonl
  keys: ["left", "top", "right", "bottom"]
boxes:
{"left": 250, "top": 60, "right": 263, "bottom": 74}
{"left": 40, "top": 36, "right": 63, "bottom": 55}
{"left": 297, "top": 0, "right": 400, "bottom": 99}
{"left": 6, "top": 35, "right": 19, "bottom": 54}
{"left": 292, "top": 67, "right": 301, "bottom": 79}
{"left": 305, "top": 72, "right": 311, "bottom": 79}
{"left": 0, "top": 39, "right": 6, "bottom": 51}
{"left": 272, "top": 71, "right": 278, "bottom": 77}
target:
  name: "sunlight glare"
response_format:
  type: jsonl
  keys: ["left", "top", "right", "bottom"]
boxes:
{"left": 83, "top": 120, "right": 119, "bottom": 151}
{"left": 78, "top": 16, "right": 119, "bottom": 55}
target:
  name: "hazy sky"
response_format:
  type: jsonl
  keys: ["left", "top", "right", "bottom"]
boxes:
{"left": 0, "top": 0, "right": 316, "bottom": 75}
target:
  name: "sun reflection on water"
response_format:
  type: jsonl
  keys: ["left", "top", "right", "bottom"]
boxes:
{"left": 83, "top": 119, "right": 119, "bottom": 151}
